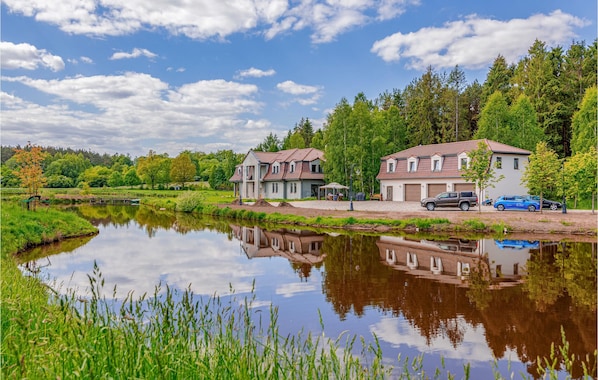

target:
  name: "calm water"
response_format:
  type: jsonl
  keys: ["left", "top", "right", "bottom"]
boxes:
{"left": 18, "top": 205, "right": 597, "bottom": 379}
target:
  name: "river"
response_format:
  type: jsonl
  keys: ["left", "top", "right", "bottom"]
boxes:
{"left": 18, "top": 205, "right": 597, "bottom": 379}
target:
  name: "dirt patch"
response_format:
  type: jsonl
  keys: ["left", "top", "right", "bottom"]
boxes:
{"left": 277, "top": 201, "right": 294, "bottom": 208}
{"left": 253, "top": 199, "right": 273, "bottom": 207}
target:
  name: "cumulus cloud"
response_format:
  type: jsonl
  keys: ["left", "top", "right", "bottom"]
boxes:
{"left": 110, "top": 48, "right": 157, "bottom": 60}
{"left": 276, "top": 80, "right": 322, "bottom": 106}
{"left": 235, "top": 67, "right": 276, "bottom": 79}
{"left": 2, "top": 0, "right": 419, "bottom": 43}
{"left": 371, "top": 10, "right": 589, "bottom": 69}
{"left": 1, "top": 41, "right": 65, "bottom": 71}
{"left": 1, "top": 73, "right": 266, "bottom": 156}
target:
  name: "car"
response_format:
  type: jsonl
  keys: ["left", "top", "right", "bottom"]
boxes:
{"left": 523, "top": 195, "right": 562, "bottom": 210}
{"left": 494, "top": 239, "right": 539, "bottom": 250}
{"left": 493, "top": 195, "right": 540, "bottom": 212}
{"left": 420, "top": 191, "right": 478, "bottom": 211}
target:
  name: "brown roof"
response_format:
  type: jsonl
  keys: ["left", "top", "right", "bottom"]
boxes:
{"left": 377, "top": 139, "right": 531, "bottom": 181}
{"left": 381, "top": 139, "right": 531, "bottom": 160}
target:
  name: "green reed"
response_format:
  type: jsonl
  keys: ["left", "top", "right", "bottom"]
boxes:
{"left": 3, "top": 262, "right": 391, "bottom": 379}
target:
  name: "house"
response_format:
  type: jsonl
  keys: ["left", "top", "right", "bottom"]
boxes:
{"left": 229, "top": 148, "right": 325, "bottom": 200}
{"left": 376, "top": 139, "right": 531, "bottom": 202}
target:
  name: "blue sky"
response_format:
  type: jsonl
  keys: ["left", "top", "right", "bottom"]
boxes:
{"left": 1, "top": 0, "right": 595, "bottom": 158}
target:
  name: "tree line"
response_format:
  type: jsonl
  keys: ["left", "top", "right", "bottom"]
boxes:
{"left": 1, "top": 39, "right": 595, "bottom": 204}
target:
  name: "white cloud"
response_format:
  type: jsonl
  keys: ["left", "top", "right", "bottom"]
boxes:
{"left": 80, "top": 56, "right": 93, "bottom": 64}
{"left": 110, "top": 48, "right": 157, "bottom": 60}
{"left": 371, "top": 10, "right": 589, "bottom": 70}
{"left": 277, "top": 80, "right": 319, "bottom": 95}
{"left": 2, "top": 0, "right": 419, "bottom": 43}
{"left": 235, "top": 67, "right": 276, "bottom": 79}
{"left": 1, "top": 73, "right": 266, "bottom": 156}
{"left": 1, "top": 41, "right": 65, "bottom": 71}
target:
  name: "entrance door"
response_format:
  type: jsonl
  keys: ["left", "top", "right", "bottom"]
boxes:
{"left": 386, "top": 186, "right": 393, "bottom": 201}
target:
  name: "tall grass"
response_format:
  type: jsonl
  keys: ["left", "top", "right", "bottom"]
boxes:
{"left": 2, "top": 262, "right": 391, "bottom": 379}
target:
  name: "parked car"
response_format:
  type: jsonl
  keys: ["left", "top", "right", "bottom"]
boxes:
{"left": 494, "top": 239, "right": 539, "bottom": 250}
{"left": 420, "top": 191, "right": 478, "bottom": 211}
{"left": 493, "top": 195, "right": 540, "bottom": 212}
{"left": 523, "top": 195, "right": 562, "bottom": 210}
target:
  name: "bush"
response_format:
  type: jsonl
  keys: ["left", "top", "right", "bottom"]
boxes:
{"left": 175, "top": 191, "right": 204, "bottom": 213}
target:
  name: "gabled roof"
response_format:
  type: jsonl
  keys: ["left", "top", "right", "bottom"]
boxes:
{"left": 252, "top": 148, "right": 323, "bottom": 164}
{"left": 381, "top": 139, "right": 531, "bottom": 160}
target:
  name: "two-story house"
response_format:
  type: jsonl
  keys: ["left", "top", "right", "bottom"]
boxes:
{"left": 376, "top": 139, "right": 531, "bottom": 202}
{"left": 229, "top": 148, "right": 325, "bottom": 200}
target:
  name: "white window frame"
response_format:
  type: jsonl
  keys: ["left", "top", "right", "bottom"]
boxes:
{"left": 458, "top": 153, "right": 469, "bottom": 170}
{"left": 272, "top": 163, "right": 280, "bottom": 174}
{"left": 514, "top": 158, "right": 519, "bottom": 170}
{"left": 290, "top": 162, "right": 296, "bottom": 173}
{"left": 431, "top": 155, "right": 442, "bottom": 172}
{"left": 407, "top": 157, "right": 418, "bottom": 173}
{"left": 387, "top": 160, "right": 395, "bottom": 173}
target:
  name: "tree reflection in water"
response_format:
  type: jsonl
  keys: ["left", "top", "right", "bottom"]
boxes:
{"left": 22, "top": 205, "right": 597, "bottom": 378}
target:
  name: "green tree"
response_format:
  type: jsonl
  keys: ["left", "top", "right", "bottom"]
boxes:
{"left": 286, "top": 132, "right": 306, "bottom": 149}
{"left": 137, "top": 150, "right": 170, "bottom": 189}
{"left": 208, "top": 165, "right": 228, "bottom": 190}
{"left": 46, "top": 174, "right": 74, "bottom": 188}
{"left": 521, "top": 142, "right": 561, "bottom": 212}
{"left": 124, "top": 167, "right": 142, "bottom": 187}
{"left": 570, "top": 86, "right": 597, "bottom": 155}
{"left": 78, "top": 166, "right": 111, "bottom": 187}
{"left": 255, "top": 132, "right": 281, "bottom": 152}
{"left": 475, "top": 91, "right": 510, "bottom": 143}
{"left": 107, "top": 170, "right": 124, "bottom": 187}
{"left": 45, "top": 153, "right": 91, "bottom": 186}
{"left": 508, "top": 94, "right": 544, "bottom": 150}
{"left": 460, "top": 141, "right": 504, "bottom": 212}
{"left": 403, "top": 66, "right": 443, "bottom": 145}
{"left": 448, "top": 65, "right": 467, "bottom": 142}
{"left": 564, "top": 147, "right": 597, "bottom": 210}
{"left": 170, "top": 153, "right": 196, "bottom": 187}
{"left": 0, "top": 164, "right": 20, "bottom": 187}
{"left": 481, "top": 55, "right": 513, "bottom": 104}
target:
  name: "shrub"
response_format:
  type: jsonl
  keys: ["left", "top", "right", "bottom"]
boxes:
{"left": 175, "top": 191, "right": 204, "bottom": 213}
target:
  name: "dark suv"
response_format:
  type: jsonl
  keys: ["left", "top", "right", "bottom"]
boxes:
{"left": 420, "top": 191, "right": 478, "bottom": 211}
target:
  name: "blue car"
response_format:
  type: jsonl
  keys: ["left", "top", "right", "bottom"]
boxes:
{"left": 493, "top": 195, "right": 540, "bottom": 212}
{"left": 495, "top": 239, "right": 539, "bottom": 250}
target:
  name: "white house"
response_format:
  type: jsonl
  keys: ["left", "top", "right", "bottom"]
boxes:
{"left": 229, "top": 148, "right": 325, "bottom": 200}
{"left": 376, "top": 139, "right": 531, "bottom": 202}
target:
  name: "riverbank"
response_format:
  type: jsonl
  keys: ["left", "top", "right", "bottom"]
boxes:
{"left": 220, "top": 200, "right": 597, "bottom": 241}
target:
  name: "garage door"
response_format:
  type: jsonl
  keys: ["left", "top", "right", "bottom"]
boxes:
{"left": 454, "top": 183, "right": 475, "bottom": 192}
{"left": 405, "top": 184, "right": 420, "bottom": 201}
{"left": 427, "top": 184, "right": 446, "bottom": 197}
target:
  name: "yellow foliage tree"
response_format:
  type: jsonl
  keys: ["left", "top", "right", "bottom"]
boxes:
{"left": 13, "top": 143, "right": 48, "bottom": 196}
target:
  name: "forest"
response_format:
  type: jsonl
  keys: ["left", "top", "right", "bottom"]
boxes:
{"left": 1, "top": 39, "right": 596, "bottom": 204}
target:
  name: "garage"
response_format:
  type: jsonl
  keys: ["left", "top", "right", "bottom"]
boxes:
{"left": 404, "top": 184, "right": 421, "bottom": 201}
{"left": 427, "top": 184, "right": 446, "bottom": 197}
{"left": 454, "top": 183, "right": 475, "bottom": 192}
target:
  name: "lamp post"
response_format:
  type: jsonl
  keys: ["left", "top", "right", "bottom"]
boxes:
{"left": 561, "top": 159, "right": 566, "bottom": 214}
{"left": 349, "top": 164, "right": 355, "bottom": 211}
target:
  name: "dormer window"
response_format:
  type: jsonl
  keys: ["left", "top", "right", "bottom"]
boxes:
{"left": 431, "top": 154, "right": 442, "bottom": 172}
{"left": 290, "top": 162, "right": 296, "bottom": 173}
{"left": 407, "top": 157, "right": 418, "bottom": 173}
{"left": 387, "top": 160, "right": 395, "bottom": 173}
{"left": 272, "top": 163, "right": 280, "bottom": 174}
{"left": 458, "top": 152, "right": 469, "bottom": 170}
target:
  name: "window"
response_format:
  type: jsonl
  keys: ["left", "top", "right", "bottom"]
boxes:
{"left": 496, "top": 157, "right": 502, "bottom": 169}
{"left": 408, "top": 161, "right": 415, "bottom": 172}
{"left": 271, "top": 183, "right": 278, "bottom": 193}
{"left": 433, "top": 159, "right": 440, "bottom": 172}
{"left": 290, "top": 163, "right": 295, "bottom": 173}
{"left": 272, "top": 165, "right": 279, "bottom": 174}
{"left": 311, "top": 164, "right": 321, "bottom": 173}
{"left": 290, "top": 183, "right": 297, "bottom": 193}
{"left": 460, "top": 157, "right": 468, "bottom": 170}
{"left": 388, "top": 162, "right": 394, "bottom": 172}
{"left": 514, "top": 158, "right": 519, "bottom": 170}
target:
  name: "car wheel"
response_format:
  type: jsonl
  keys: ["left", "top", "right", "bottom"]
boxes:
{"left": 426, "top": 203, "right": 435, "bottom": 211}
{"left": 528, "top": 205, "right": 536, "bottom": 212}
{"left": 550, "top": 203, "right": 558, "bottom": 211}
{"left": 497, "top": 204, "right": 505, "bottom": 211}
{"left": 460, "top": 202, "right": 470, "bottom": 211}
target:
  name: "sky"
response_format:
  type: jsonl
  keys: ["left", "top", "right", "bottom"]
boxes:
{"left": 1, "top": 0, "right": 596, "bottom": 158}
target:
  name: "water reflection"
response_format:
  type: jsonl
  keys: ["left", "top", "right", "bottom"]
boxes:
{"left": 19, "top": 205, "right": 597, "bottom": 379}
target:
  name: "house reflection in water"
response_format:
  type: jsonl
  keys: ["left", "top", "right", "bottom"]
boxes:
{"left": 377, "top": 236, "right": 540, "bottom": 288}
{"left": 230, "top": 225, "right": 326, "bottom": 280}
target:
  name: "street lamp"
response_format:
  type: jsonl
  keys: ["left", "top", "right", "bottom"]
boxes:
{"left": 561, "top": 159, "right": 566, "bottom": 214}
{"left": 349, "top": 164, "right": 355, "bottom": 211}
